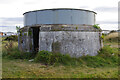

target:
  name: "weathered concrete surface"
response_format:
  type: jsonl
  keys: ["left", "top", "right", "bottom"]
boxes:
{"left": 18, "top": 27, "right": 34, "bottom": 52}
{"left": 39, "top": 24, "right": 101, "bottom": 31}
{"left": 39, "top": 31, "right": 102, "bottom": 57}
{"left": 18, "top": 24, "right": 102, "bottom": 57}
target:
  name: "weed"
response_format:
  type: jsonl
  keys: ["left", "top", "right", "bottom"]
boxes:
{"left": 93, "top": 24, "right": 100, "bottom": 29}
{"left": 4, "top": 35, "right": 18, "bottom": 41}
{"left": 28, "top": 29, "right": 32, "bottom": 36}
{"left": 34, "top": 50, "right": 52, "bottom": 65}
{"left": 61, "top": 26, "right": 64, "bottom": 28}
{"left": 76, "top": 27, "right": 78, "bottom": 30}
{"left": 2, "top": 41, "right": 34, "bottom": 59}
{"left": 98, "top": 45, "right": 118, "bottom": 57}
{"left": 101, "top": 34, "right": 104, "bottom": 39}
{"left": 34, "top": 51, "right": 73, "bottom": 65}
{"left": 24, "top": 33, "right": 27, "bottom": 36}
{"left": 34, "top": 48, "right": 118, "bottom": 67}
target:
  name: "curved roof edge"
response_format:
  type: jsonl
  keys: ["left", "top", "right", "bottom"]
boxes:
{"left": 23, "top": 8, "right": 97, "bottom": 15}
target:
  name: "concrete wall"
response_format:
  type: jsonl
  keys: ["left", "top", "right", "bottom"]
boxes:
{"left": 39, "top": 31, "right": 102, "bottom": 57}
{"left": 18, "top": 24, "right": 102, "bottom": 57}
{"left": 18, "top": 27, "right": 34, "bottom": 52}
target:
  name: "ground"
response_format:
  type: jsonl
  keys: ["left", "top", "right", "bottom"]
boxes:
{"left": 1, "top": 32, "right": 119, "bottom": 78}
{"left": 2, "top": 58, "right": 118, "bottom": 78}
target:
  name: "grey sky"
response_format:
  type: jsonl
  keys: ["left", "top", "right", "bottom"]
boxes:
{"left": 0, "top": 0, "right": 119, "bottom": 32}
{"left": 96, "top": 21, "right": 117, "bottom": 24}
{"left": 94, "top": 7, "right": 117, "bottom": 12}
{"left": 0, "top": 17, "right": 23, "bottom": 27}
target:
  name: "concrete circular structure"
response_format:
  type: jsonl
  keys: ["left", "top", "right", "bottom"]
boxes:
{"left": 19, "top": 8, "right": 102, "bottom": 57}
{"left": 23, "top": 8, "right": 96, "bottom": 26}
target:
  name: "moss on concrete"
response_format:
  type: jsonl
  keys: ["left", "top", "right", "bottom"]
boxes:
{"left": 52, "top": 41, "right": 61, "bottom": 53}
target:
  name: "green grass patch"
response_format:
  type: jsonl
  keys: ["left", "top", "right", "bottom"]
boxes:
{"left": 98, "top": 45, "right": 119, "bottom": 57}
{"left": 34, "top": 46, "right": 118, "bottom": 68}
{"left": 2, "top": 41, "right": 34, "bottom": 59}
{"left": 2, "top": 46, "right": 34, "bottom": 59}
{"left": 34, "top": 51, "right": 72, "bottom": 65}
{"left": 2, "top": 58, "right": 118, "bottom": 78}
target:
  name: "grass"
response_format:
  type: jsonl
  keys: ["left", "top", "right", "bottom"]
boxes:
{"left": 2, "top": 33, "right": 119, "bottom": 78}
{"left": 2, "top": 58, "right": 118, "bottom": 78}
{"left": 104, "top": 32, "right": 118, "bottom": 40}
{"left": 103, "top": 32, "right": 119, "bottom": 48}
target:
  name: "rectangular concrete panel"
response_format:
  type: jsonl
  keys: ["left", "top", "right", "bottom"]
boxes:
{"left": 39, "top": 31, "right": 101, "bottom": 57}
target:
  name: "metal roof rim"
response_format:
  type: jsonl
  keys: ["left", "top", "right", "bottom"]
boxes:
{"left": 23, "top": 8, "right": 97, "bottom": 15}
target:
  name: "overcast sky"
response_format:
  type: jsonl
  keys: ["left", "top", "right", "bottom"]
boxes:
{"left": 0, "top": 0, "right": 119, "bottom": 32}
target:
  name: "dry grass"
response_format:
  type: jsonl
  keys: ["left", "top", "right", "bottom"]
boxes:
{"left": 104, "top": 32, "right": 118, "bottom": 40}
{"left": 103, "top": 32, "right": 119, "bottom": 48}
{"left": 2, "top": 58, "right": 118, "bottom": 78}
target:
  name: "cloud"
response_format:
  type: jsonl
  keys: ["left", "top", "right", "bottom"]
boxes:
{"left": 24, "top": 0, "right": 42, "bottom": 4}
{"left": 100, "top": 24, "right": 118, "bottom": 30}
{"left": 96, "top": 21, "right": 118, "bottom": 30}
{"left": 94, "top": 6, "right": 117, "bottom": 12}
{"left": 1, "top": 17, "right": 23, "bottom": 22}
{"left": 0, "top": 0, "right": 18, "bottom": 4}
{"left": 0, "top": 17, "right": 23, "bottom": 26}
{"left": 0, "top": 26, "right": 9, "bottom": 27}
{"left": 96, "top": 21, "right": 117, "bottom": 24}
{"left": 0, "top": 26, "right": 17, "bottom": 32}
{"left": 79, "top": 6, "right": 89, "bottom": 8}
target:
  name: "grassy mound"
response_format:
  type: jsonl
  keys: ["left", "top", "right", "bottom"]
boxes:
{"left": 34, "top": 46, "right": 118, "bottom": 67}
{"left": 34, "top": 51, "right": 72, "bottom": 65}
